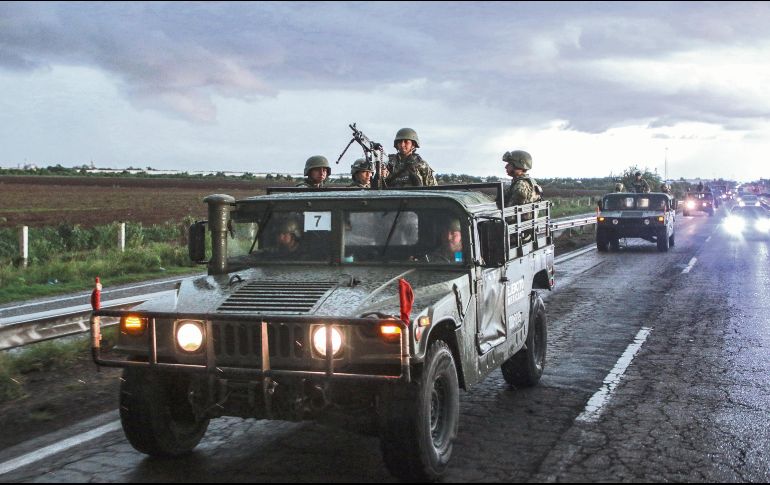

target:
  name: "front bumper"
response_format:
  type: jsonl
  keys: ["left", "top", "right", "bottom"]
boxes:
{"left": 91, "top": 310, "right": 412, "bottom": 384}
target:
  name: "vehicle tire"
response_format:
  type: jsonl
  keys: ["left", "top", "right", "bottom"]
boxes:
{"left": 609, "top": 238, "right": 620, "bottom": 252}
{"left": 379, "top": 340, "right": 459, "bottom": 482}
{"left": 120, "top": 368, "right": 209, "bottom": 457}
{"left": 669, "top": 231, "right": 675, "bottom": 247}
{"left": 501, "top": 293, "right": 547, "bottom": 388}
{"left": 657, "top": 229, "right": 670, "bottom": 252}
{"left": 596, "top": 232, "right": 609, "bottom": 252}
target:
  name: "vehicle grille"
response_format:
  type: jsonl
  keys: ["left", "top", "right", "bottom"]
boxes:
{"left": 212, "top": 321, "right": 309, "bottom": 360}
{"left": 217, "top": 281, "right": 336, "bottom": 314}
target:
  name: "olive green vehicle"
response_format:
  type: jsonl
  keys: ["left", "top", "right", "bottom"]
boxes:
{"left": 90, "top": 183, "right": 555, "bottom": 482}
{"left": 596, "top": 192, "right": 677, "bottom": 252}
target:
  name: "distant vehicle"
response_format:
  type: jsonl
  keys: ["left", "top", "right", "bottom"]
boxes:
{"left": 596, "top": 192, "right": 676, "bottom": 252}
{"left": 723, "top": 205, "right": 770, "bottom": 238}
{"left": 683, "top": 191, "right": 715, "bottom": 216}
{"left": 738, "top": 194, "right": 761, "bottom": 207}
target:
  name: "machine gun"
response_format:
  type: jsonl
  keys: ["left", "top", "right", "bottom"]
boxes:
{"left": 335, "top": 123, "right": 387, "bottom": 189}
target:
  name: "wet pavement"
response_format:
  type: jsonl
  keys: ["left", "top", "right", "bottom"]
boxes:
{"left": 3, "top": 209, "right": 770, "bottom": 482}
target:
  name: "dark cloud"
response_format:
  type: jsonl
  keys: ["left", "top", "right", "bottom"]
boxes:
{"left": 2, "top": 1, "right": 769, "bottom": 129}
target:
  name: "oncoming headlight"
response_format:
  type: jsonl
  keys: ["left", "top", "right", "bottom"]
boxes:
{"left": 687, "top": 200, "right": 696, "bottom": 209}
{"left": 724, "top": 216, "right": 745, "bottom": 234}
{"left": 312, "top": 326, "right": 343, "bottom": 357}
{"left": 176, "top": 320, "right": 204, "bottom": 353}
{"left": 756, "top": 219, "right": 770, "bottom": 233}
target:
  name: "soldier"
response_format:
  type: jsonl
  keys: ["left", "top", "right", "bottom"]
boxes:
{"left": 696, "top": 181, "right": 704, "bottom": 193}
{"left": 614, "top": 182, "right": 625, "bottom": 192}
{"left": 383, "top": 128, "right": 437, "bottom": 187}
{"left": 296, "top": 156, "right": 330, "bottom": 188}
{"left": 266, "top": 218, "right": 304, "bottom": 258}
{"left": 349, "top": 158, "right": 373, "bottom": 188}
{"left": 502, "top": 150, "right": 542, "bottom": 207}
{"left": 630, "top": 171, "right": 650, "bottom": 193}
{"left": 660, "top": 182, "right": 671, "bottom": 194}
{"left": 428, "top": 218, "right": 464, "bottom": 263}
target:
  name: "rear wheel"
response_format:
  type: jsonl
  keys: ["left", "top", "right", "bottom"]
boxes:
{"left": 379, "top": 340, "right": 459, "bottom": 482}
{"left": 501, "top": 294, "right": 547, "bottom": 388}
{"left": 120, "top": 368, "right": 209, "bottom": 457}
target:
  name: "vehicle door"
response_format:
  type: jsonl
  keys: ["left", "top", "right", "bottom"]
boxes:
{"left": 474, "top": 219, "right": 507, "bottom": 354}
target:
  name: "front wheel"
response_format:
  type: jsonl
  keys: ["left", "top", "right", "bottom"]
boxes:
{"left": 657, "top": 229, "right": 670, "bottom": 252}
{"left": 596, "top": 232, "right": 609, "bottom": 252}
{"left": 379, "top": 340, "right": 459, "bottom": 482}
{"left": 120, "top": 368, "right": 210, "bottom": 457}
{"left": 501, "top": 293, "right": 547, "bottom": 388}
{"left": 669, "top": 231, "right": 675, "bottom": 247}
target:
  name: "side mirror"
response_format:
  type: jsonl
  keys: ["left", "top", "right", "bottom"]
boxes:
{"left": 478, "top": 219, "right": 506, "bottom": 267}
{"left": 188, "top": 221, "right": 208, "bottom": 264}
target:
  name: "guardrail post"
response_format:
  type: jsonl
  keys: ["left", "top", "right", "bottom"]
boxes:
{"left": 19, "top": 226, "right": 28, "bottom": 268}
{"left": 119, "top": 222, "right": 126, "bottom": 252}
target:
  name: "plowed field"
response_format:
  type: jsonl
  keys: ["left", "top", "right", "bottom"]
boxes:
{"left": 0, "top": 176, "right": 295, "bottom": 228}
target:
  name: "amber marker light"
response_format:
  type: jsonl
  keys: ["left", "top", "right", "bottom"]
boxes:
{"left": 657, "top": 216, "right": 665, "bottom": 222}
{"left": 379, "top": 323, "right": 402, "bottom": 343}
{"left": 121, "top": 315, "right": 147, "bottom": 336}
{"left": 598, "top": 216, "right": 606, "bottom": 222}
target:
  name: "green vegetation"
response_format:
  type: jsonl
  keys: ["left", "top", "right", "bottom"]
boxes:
{"left": 0, "top": 329, "right": 116, "bottom": 403}
{"left": 0, "top": 219, "right": 205, "bottom": 304}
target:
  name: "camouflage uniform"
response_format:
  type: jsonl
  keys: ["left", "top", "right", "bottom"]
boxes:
{"left": 384, "top": 127, "right": 437, "bottom": 188}
{"left": 296, "top": 178, "right": 326, "bottom": 188}
{"left": 384, "top": 153, "right": 437, "bottom": 188}
{"left": 505, "top": 175, "right": 541, "bottom": 207}
{"left": 631, "top": 178, "right": 650, "bottom": 193}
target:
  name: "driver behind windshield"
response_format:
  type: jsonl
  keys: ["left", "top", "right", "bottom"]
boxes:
{"left": 425, "top": 218, "right": 463, "bottom": 263}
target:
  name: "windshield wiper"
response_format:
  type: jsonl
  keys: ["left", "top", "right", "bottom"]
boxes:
{"left": 249, "top": 206, "right": 274, "bottom": 254}
{"left": 380, "top": 201, "right": 405, "bottom": 258}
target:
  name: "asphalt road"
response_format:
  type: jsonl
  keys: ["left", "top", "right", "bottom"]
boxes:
{"left": 2, "top": 207, "right": 770, "bottom": 482}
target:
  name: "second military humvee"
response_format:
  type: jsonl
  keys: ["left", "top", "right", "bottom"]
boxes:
{"left": 683, "top": 191, "right": 715, "bottom": 216}
{"left": 596, "top": 192, "right": 676, "bottom": 252}
{"left": 90, "top": 183, "right": 554, "bottom": 481}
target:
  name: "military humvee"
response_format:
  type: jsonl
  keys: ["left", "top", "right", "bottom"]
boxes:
{"left": 683, "top": 191, "right": 715, "bottom": 216}
{"left": 90, "top": 183, "right": 554, "bottom": 481}
{"left": 596, "top": 192, "right": 676, "bottom": 252}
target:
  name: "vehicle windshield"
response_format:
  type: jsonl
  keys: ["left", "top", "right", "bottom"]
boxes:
{"left": 225, "top": 207, "right": 467, "bottom": 265}
{"left": 343, "top": 209, "right": 466, "bottom": 264}
{"left": 603, "top": 194, "right": 670, "bottom": 211}
{"left": 687, "top": 192, "right": 713, "bottom": 200}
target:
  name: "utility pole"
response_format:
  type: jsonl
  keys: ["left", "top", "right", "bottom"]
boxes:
{"left": 664, "top": 147, "right": 668, "bottom": 181}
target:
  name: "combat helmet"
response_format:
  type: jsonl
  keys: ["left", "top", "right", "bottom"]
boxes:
{"left": 350, "top": 158, "right": 373, "bottom": 176}
{"left": 304, "top": 155, "right": 331, "bottom": 177}
{"left": 278, "top": 218, "right": 302, "bottom": 239}
{"left": 394, "top": 128, "right": 420, "bottom": 148}
{"left": 615, "top": 182, "right": 625, "bottom": 192}
{"left": 446, "top": 218, "right": 461, "bottom": 232}
{"left": 502, "top": 150, "right": 533, "bottom": 170}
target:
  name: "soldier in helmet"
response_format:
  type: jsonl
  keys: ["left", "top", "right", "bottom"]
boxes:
{"left": 502, "top": 150, "right": 542, "bottom": 207}
{"left": 614, "top": 182, "right": 625, "bottom": 192}
{"left": 660, "top": 182, "right": 671, "bottom": 195}
{"left": 266, "top": 217, "right": 304, "bottom": 258}
{"left": 631, "top": 171, "right": 650, "bottom": 193}
{"left": 349, "top": 158, "right": 373, "bottom": 188}
{"left": 296, "top": 155, "right": 330, "bottom": 188}
{"left": 383, "top": 128, "right": 437, "bottom": 188}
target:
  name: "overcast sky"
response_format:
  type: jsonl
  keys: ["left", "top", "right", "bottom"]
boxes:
{"left": 1, "top": 1, "right": 769, "bottom": 181}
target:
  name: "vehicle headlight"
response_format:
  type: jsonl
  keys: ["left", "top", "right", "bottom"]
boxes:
{"left": 739, "top": 201, "right": 746, "bottom": 207}
{"left": 724, "top": 216, "right": 745, "bottom": 234}
{"left": 643, "top": 219, "right": 650, "bottom": 225}
{"left": 176, "top": 320, "right": 204, "bottom": 352}
{"left": 687, "top": 201, "right": 696, "bottom": 209}
{"left": 312, "top": 326, "right": 343, "bottom": 357}
{"left": 756, "top": 219, "right": 770, "bottom": 233}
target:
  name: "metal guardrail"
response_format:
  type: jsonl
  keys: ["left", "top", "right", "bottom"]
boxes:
{"left": 1, "top": 213, "right": 598, "bottom": 350}
{"left": 0, "top": 291, "right": 175, "bottom": 351}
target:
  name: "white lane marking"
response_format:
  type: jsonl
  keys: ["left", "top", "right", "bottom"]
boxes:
{"left": 576, "top": 327, "right": 653, "bottom": 423}
{"left": 706, "top": 236, "right": 712, "bottom": 243}
{"left": 0, "top": 420, "right": 121, "bottom": 476}
{"left": 681, "top": 257, "right": 698, "bottom": 274}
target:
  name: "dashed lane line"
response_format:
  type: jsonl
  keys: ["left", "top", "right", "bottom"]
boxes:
{"left": 576, "top": 326, "right": 653, "bottom": 423}
{"left": 682, "top": 257, "right": 698, "bottom": 274}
